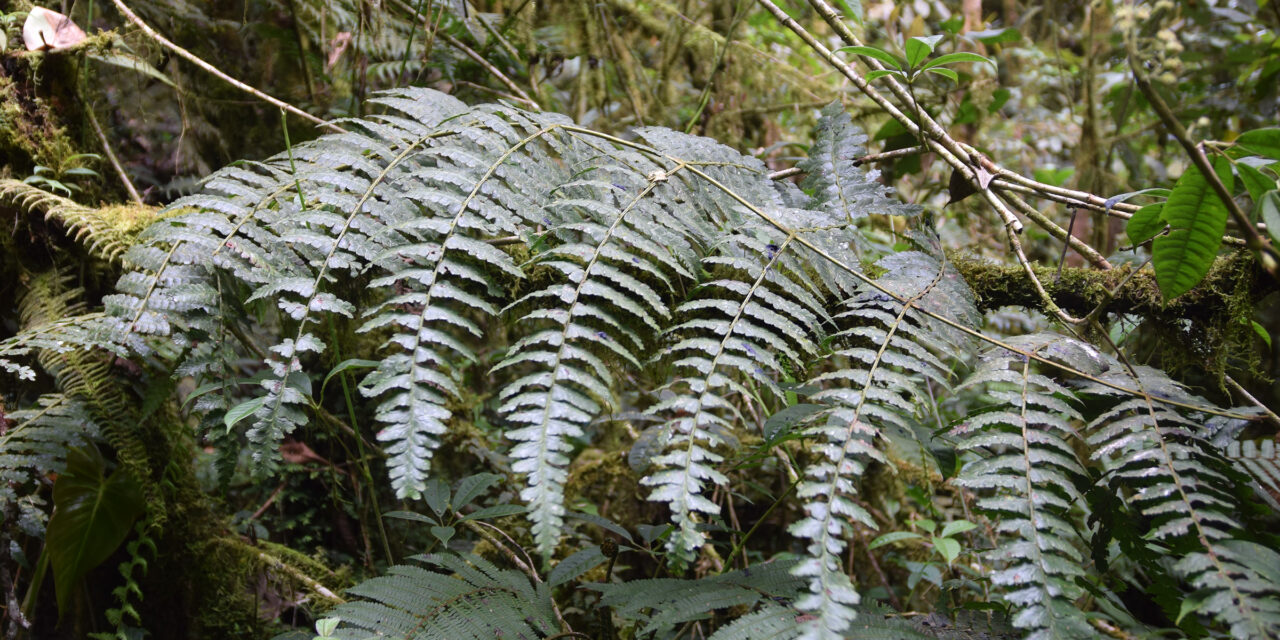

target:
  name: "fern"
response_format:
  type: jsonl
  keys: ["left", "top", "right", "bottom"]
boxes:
{"left": 950, "top": 334, "right": 1098, "bottom": 639}
{"left": 327, "top": 552, "right": 559, "bottom": 639}
{"left": 0, "top": 395, "right": 98, "bottom": 536}
{"left": 0, "top": 179, "right": 158, "bottom": 265}
{"left": 1082, "top": 364, "right": 1280, "bottom": 638}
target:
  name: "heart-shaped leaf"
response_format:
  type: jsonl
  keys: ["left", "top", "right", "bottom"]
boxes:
{"left": 22, "top": 7, "right": 87, "bottom": 51}
{"left": 47, "top": 447, "right": 145, "bottom": 615}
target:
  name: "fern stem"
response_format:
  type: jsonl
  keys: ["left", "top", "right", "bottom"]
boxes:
{"left": 720, "top": 474, "right": 798, "bottom": 571}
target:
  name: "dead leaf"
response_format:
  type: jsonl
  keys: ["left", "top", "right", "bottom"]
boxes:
{"left": 326, "top": 32, "right": 352, "bottom": 70}
{"left": 22, "top": 7, "right": 87, "bottom": 52}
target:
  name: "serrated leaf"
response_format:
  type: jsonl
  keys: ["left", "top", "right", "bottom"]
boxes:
{"left": 547, "top": 546, "right": 607, "bottom": 587}
{"left": 1153, "top": 157, "right": 1234, "bottom": 300}
{"left": 452, "top": 473, "right": 502, "bottom": 510}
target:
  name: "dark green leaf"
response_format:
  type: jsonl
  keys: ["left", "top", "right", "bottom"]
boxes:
{"left": 460, "top": 504, "right": 528, "bottom": 521}
{"left": 1237, "top": 128, "right": 1280, "bottom": 160}
{"left": 568, "top": 512, "right": 634, "bottom": 543}
{"left": 1153, "top": 157, "right": 1234, "bottom": 300}
{"left": 548, "top": 546, "right": 607, "bottom": 587}
{"left": 452, "top": 473, "right": 502, "bottom": 510}
{"left": 837, "top": 45, "right": 901, "bottom": 69}
{"left": 321, "top": 358, "right": 378, "bottom": 391}
{"left": 1256, "top": 190, "right": 1280, "bottom": 245}
{"left": 1238, "top": 163, "right": 1275, "bottom": 204}
{"left": 764, "top": 403, "right": 823, "bottom": 441}
{"left": 384, "top": 510, "right": 440, "bottom": 526}
{"left": 424, "top": 478, "right": 450, "bottom": 518}
{"left": 224, "top": 397, "right": 266, "bottom": 433}
{"left": 430, "top": 526, "right": 455, "bottom": 546}
{"left": 47, "top": 447, "right": 145, "bottom": 616}
{"left": 1126, "top": 203, "right": 1166, "bottom": 245}
{"left": 905, "top": 35, "right": 944, "bottom": 69}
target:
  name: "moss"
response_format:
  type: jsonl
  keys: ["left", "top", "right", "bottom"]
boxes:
{"left": 564, "top": 449, "right": 661, "bottom": 535}
{"left": 95, "top": 203, "right": 164, "bottom": 236}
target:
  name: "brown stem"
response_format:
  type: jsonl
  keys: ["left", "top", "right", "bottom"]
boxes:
{"left": 85, "top": 107, "right": 143, "bottom": 205}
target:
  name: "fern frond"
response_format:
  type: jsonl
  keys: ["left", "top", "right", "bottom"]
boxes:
{"left": 0, "top": 394, "right": 99, "bottom": 536}
{"left": 951, "top": 333, "right": 1097, "bottom": 639}
{"left": 328, "top": 552, "right": 559, "bottom": 640}
{"left": 1083, "top": 364, "right": 1280, "bottom": 638}
{"left": 0, "top": 179, "right": 159, "bottom": 264}
{"left": 789, "top": 251, "right": 976, "bottom": 639}
{"left": 590, "top": 558, "right": 804, "bottom": 637}
{"left": 1224, "top": 438, "right": 1280, "bottom": 496}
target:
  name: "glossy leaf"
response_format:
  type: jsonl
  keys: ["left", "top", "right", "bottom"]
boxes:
{"left": 1153, "top": 157, "right": 1234, "bottom": 300}
{"left": 1238, "top": 163, "right": 1276, "bottom": 204}
{"left": 920, "top": 52, "right": 995, "bottom": 70}
{"left": 1257, "top": 190, "right": 1280, "bottom": 245}
{"left": 1237, "top": 128, "right": 1280, "bottom": 161}
{"left": 905, "top": 35, "right": 944, "bottom": 69}
{"left": 838, "top": 45, "right": 902, "bottom": 69}
{"left": 47, "top": 447, "right": 145, "bottom": 615}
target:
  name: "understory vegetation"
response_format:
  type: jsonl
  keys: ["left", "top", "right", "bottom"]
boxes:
{"left": 1, "top": 0, "right": 1279, "bottom": 639}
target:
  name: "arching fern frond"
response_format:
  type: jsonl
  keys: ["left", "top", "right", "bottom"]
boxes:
{"left": 1082, "top": 365, "right": 1280, "bottom": 638}
{"left": 327, "top": 552, "right": 559, "bottom": 640}
{"left": 0, "top": 179, "right": 159, "bottom": 265}
{"left": 951, "top": 334, "right": 1099, "bottom": 639}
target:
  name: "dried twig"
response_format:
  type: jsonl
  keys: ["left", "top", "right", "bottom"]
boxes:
{"left": 85, "top": 106, "right": 143, "bottom": 205}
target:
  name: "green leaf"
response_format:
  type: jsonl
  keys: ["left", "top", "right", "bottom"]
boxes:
{"left": 547, "top": 546, "right": 607, "bottom": 587}
{"left": 1253, "top": 321, "right": 1272, "bottom": 348}
{"left": 906, "top": 35, "right": 945, "bottom": 69}
{"left": 1033, "top": 167, "right": 1075, "bottom": 187}
{"left": 969, "top": 27, "right": 1021, "bottom": 45}
{"left": 920, "top": 52, "right": 996, "bottom": 71}
{"left": 1177, "top": 593, "right": 1207, "bottom": 624}
{"left": 47, "top": 447, "right": 145, "bottom": 616}
{"left": 923, "top": 67, "right": 959, "bottom": 83}
{"left": 939, "top": 520, "right": 977, "bottom": 538}
{"left": 182, "top": 381, "right": 223, "bottom": 409}
{"left": 460, "top": 504, "right": 528, "bottom": 522}
{"left": 224, "top": 397, "right": 266, "bottom": 433}
{"left": 424, "top": 478, "right": 450, "bottom": 518}
{"left": 1255, "top": 189, "right": 1280, "bottom": 246}
{"left": 933, "top": 536, "right": 962, "bottom": 564}
{"left": 763, "top": 403, "right": 823, "bottom": 441}
{"left": 315, "top": 618, "right": 340, "bottom": 637}
{"left": 87, "top": 52, "right": 176, "bottom": 88}
{"left": 321, "top": 358, "right": 378, "bottom": 391}
{"left": 838, "top": 45, "right": 902, "bottom": 69}
{"left": 866, "top": 69, "right": 906, "bottom": 82}
{"left": 832, "top": 0, "right": 863, "bottom": 24}
{"left": 916, "top": 518, "right": 937, "bottom": 534}
{"left": 1153, "top": 157, "right": 1234, "bottom": 300}
{"left": 1237, "top": 163, "right": 1276, "bottom": 204}
{"left": 868, "top": 531, "right": 924, "bottom": 549}
{"left": 430, "top": 526, "right": 456, "bottom": 546}
{"left": 1237, "top": 128, "right": 1280, "bottom": 160}
{"left": 384, "top": 510, "right": 440, "bottom": 526}
{"left": 452, "top": 473, "right": 502, "bottom": 510}
{"left": 1126, "top": 203, "right": 1166, "bottom": 245}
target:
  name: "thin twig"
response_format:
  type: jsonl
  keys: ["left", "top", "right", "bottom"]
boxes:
{"left": 107, "top": 0, "right": 340, "bottom": 133}
{"left": 767, "top": 146, "right": 926, "bottom": 180}
{"left": 1003, "top": 193, "right": 1112, "bottom": 270}
{"left": 1225, "top": 376, "right": 1280, "bottom": 429}
{"left": 441, "top": 33, "right": 539, "bottom": 108}
{"left": 85, "top": 106, "right": 143, "bottom": 205}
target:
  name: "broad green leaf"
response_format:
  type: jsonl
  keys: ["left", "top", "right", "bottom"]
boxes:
{"left": 916, "top": 518, "right": 937, "bottom": 534}
{"left": 838, "top": 45, "right": 901, "bottom": 69}
{"left": 224, "top": 397, "right": 266, "bottom": 433}
{"left": 424, "top": 478, "right": 450, "bottom": 517}
{"left": 939, "top": 520, "right": 977, "bottom": 538}
{"left": 920, "top": 52, "right": 995, "bottom": 71}
{"left": 1238, "top": 163, "right": 1276, "bottom": 203}
{"left": 906, "top": 35, "right": 944, "bottom": 69}
{"left": 933, "top": 536, "right": 962, "bottom": 564}
{"left": 1153, "top": 157, "right": 1234, "bottom": 300}
{"left": 1126, "top": 203, "right": 1166, "bottom": 245}
{"left": 868, "top": 531, "right": 924, "bottom": 549}
{"left": 47, "top": 447, "right": 145, "bottom": 616}
{"left": 1256, "top": 190, "right": 1280, "bottom": 246}
{"left": 88, "top": 52, "right": 176, "bottom": 88}
{"left": 1254, "top": 321, "right": 1272, "bottom": 348}
{"left": 924, "top": 67, "right": 959, "bottom": 82}
{"left": 1237, "top": 128, "right": 1280, "bottom": 161}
